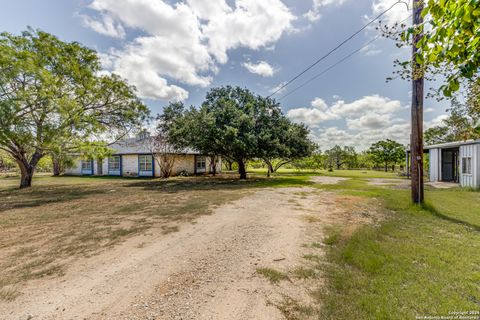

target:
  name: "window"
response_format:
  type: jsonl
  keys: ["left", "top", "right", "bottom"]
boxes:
{"left": 462, "top": 157, "right": 472, "bottom": 174}
{"left": 108, "top": 156, "right": 121, "bottom": 171}
{"left": 81, "top": 160, "right": 92, "bottom": 170}
{"left": 139, "top": 155, "right": 153, "bottom": 172}
{"left": 196, "top": 156, "right": 206, "bottom": 170}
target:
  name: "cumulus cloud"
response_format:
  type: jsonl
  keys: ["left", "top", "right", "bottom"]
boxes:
{"left": 83, "top": 0, "right": 296, "bottom": 101}
{"left": 304, "top": 0, "right": 350, "bottom": 23}
{"left": 369, "top": 0, "right": 411, "bottom": 26}
{"left": 288, "top": 95, "right": 410, "bottom": 150}
{"left": 80, "top": 14, "right": 126, "bottom": 38}
{"left": 243, "top": 61, "right": 277, "bottom": 77}
{"left": 425, "top": 115, "right": 449, "bottom": 129}
{"left": 287, "top": 97, "right": 338, "bottom": 127}
{"left": 329, "top": 94, "right": 402, "bottom": 117}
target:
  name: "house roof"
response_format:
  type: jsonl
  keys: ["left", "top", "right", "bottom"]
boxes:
{"left": 424, "top": 139, "right": 480, "bottom": 150}
{"left": 108, "top": 137, "right": 200, "bottom": 155}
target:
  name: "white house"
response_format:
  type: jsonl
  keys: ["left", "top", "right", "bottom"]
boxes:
{"left": 425, "top": 140, "right": 480, "bottom": 188}
{"left": 65, "top": 134, "right": 221, "bottom": 177}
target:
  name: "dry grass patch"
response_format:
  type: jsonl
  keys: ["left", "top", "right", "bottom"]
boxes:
{"left": 0, "top": 175, "right": 253, "bottom": 300}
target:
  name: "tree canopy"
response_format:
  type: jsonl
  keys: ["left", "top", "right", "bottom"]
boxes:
{"left": 159, "top": 86, "right": 314, "bottom": 179}
{"left": 367, "top": 139, "right": 405, "bottom": 172}
{"left": 0, "top": 29, "right": 149, "bottom": 187}
{"left": 395, "top": 0, "right": 480, "bottom": 97}
{"left": 324, "top": 145, "right": 357, "bottom": 170}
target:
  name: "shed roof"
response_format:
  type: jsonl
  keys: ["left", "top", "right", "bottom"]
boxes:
{"left": 424, "top": 139, "right": 480, "bottom": 150}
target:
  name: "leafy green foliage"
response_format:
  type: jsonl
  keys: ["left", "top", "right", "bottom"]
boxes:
{"left": 0, "top": 29, "right": 149, "bottom": 187}
{"left": 160, "top": 86, "right": 315, "bottom": 179}
{"left": 367, "top": 139, "right": 405, "bottom": 171}
{"left": 324, "top": 145, "right": 358, "bottom": 170}
{"left": 398, "top": 0, "right": 480, "bottom": 96}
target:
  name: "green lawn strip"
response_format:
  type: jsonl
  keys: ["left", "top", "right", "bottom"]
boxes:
{"left": 317, "top": 178, "right": 480, "bottom": 319}
{"left": 248, "top": 168, "right": 401, "bottom": 179}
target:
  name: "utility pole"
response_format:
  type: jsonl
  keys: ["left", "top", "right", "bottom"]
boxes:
{"left": 411, "top": 0, "right": 424, "bottom": 204}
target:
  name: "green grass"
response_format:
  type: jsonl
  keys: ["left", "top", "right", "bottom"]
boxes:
{"left": 248, "top": 168, "right": 401, "bottom": 179}
{"left": 314, "top": 178, "right": 480, "bottom": 319}
{"left": 257, "top": 267, "right": 289, "bottom": 284}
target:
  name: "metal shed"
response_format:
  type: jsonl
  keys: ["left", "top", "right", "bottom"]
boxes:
{"left": 425, "top": 140, "right": 480, "bottom": 188}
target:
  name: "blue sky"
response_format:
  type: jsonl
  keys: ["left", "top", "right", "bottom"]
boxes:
{"left": 1, "top": 0, "right": 449, "bottom": 150}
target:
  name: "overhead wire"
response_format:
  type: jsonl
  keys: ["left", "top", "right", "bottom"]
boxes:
{"left": 277, "top": 14, "right": 413, "bottom": 101}
{"left": 268, "top": 0, "right": 408, "bottom": 98}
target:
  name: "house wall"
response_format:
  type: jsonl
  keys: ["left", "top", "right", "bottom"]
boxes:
{"left": 172, "top": 154, "right": 195, "bottom": 175}
{"left": 477, "top": 144, "right": 480, "bottom": 187}
{"left": 66, "top": 154, "right": 222, "bottom": 177}
{"left": 102, "top": 158, "right": 109, "bottom": 176}
{"left": 122, "top": 154, "right": 139, "bottom": 177}
{"left": 429, "top": 148, "right": 440, "bottom": 182}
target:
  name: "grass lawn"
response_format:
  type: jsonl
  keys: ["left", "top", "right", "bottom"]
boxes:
{"left": 248, "top": 168, "right": 402, "bottom": 179}
{"left": 310, "top": 177, "right": 480, "bottom": 319}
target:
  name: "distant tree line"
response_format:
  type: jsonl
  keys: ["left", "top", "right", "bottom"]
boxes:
{"left": 283, "top": 139, "right": 406, "bottom": 172}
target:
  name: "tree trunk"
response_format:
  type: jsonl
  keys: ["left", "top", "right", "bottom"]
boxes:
{"left": 210, "top": 156, "right": 217, "bottom": 176}
{"left": 17, "top": 160, "right": 35, "bottom": 188}
{"left": 384, "top": 163, "right": 388, "bottom": 172}
{"left": 226, "top": 159, "right": 234, "bottom": 171}
{"left": 238, "top": 159, "right": 247, "bottom": 179}
{"left": 53, "top": 157, "right": 61, "bottom": 176}
{"left": 265, "top": 160, "right": 273, "bottom": 178}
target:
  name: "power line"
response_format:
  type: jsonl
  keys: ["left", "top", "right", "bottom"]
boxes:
{"left": 278, "top": 14, "right": 413, "bottom": 101}
{"left": 277, "top": 36, "right": 381, "bottom": 100}
{"left": 268, "top": 0, "right": 405, "bottom": 98}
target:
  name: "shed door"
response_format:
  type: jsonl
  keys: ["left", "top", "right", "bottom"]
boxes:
{"left": 441, "top": 149, "right": 459, "bottom": 182}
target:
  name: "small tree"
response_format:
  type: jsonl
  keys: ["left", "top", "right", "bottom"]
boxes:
{"left": 368, "top": 139, "right": 405, "bottom": 172}
{"left": 261, "top": 123, "right": 315, "bottom": 177}
{"left": 0, "top": 29, "right": 148, "bottom": 188}
{"left": 324, "top": 145, "right": 357, "bottom": 170}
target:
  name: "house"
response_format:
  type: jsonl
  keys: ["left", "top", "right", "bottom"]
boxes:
{"left": 425, "top": 139, "right": 480, "bottom": 188}
{"left": 65, "top": 133, "right": 221, "bottom": 177}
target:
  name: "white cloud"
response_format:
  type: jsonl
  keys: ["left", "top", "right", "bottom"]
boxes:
{"left": 329, "top": 94, "right": 402, "bottom": 117}
{"left": 269, "top": 81, "right": 288, "bottom": 95}
{"left": 243, "top": 61, "right": 277, "bottom": 77}
{"left": 288, "top": 95, "right": 410, "bottom": 150}
{"left": 360, "top": 43, "right": 382, "bottom": 56}
{"left": 81, "top": 14, "right": 126, "bottom": 38}
{"left": 370, "top": 0, "right": 411, "bottom": 26}
{"left": 311, "top": 97, "right": 329, "bottom": 111}
{"left": 287, "top": 97, "right": 338, "bottom": 127}
{"left": 84, "top": 0, "right": 296, "bottom": 101}
{"left": 287, "top": 108, "right": 338, "bottom": 128}
{"left": 425, "top": 115, "right": 448, "bottom": 129}
{"left": 304, "top": 0, "right": 350, "bottom": 23}
{"left": 203, "top": 0, "right": 296, "bottom": 63}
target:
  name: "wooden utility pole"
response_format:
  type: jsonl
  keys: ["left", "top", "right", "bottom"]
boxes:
{"left": 410, "top": 0, "right": 424, "bottom": 204}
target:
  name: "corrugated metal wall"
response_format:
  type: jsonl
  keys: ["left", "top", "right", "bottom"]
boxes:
{"left": 459, "top": 144, "right": 478, "bottom": 187}
{"left": 429, "top": 148, "right": 440, "bottom": 182}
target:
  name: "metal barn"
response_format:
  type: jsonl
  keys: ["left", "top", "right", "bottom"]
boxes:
{"left": 425, "top": 140, "right": 480, "bottom": 188}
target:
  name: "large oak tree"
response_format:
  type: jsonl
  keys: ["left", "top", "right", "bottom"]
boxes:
{"left": 0, "top": 29, "right": 149, "bottom": 188}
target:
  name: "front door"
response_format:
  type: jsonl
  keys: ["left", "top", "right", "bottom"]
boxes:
{"left": 441, "top": 148, "right": 459, "bottom": 182}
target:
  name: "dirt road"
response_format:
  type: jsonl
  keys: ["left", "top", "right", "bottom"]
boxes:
{"left": 1, "top": 185, "right": 369, "bottom": 320}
